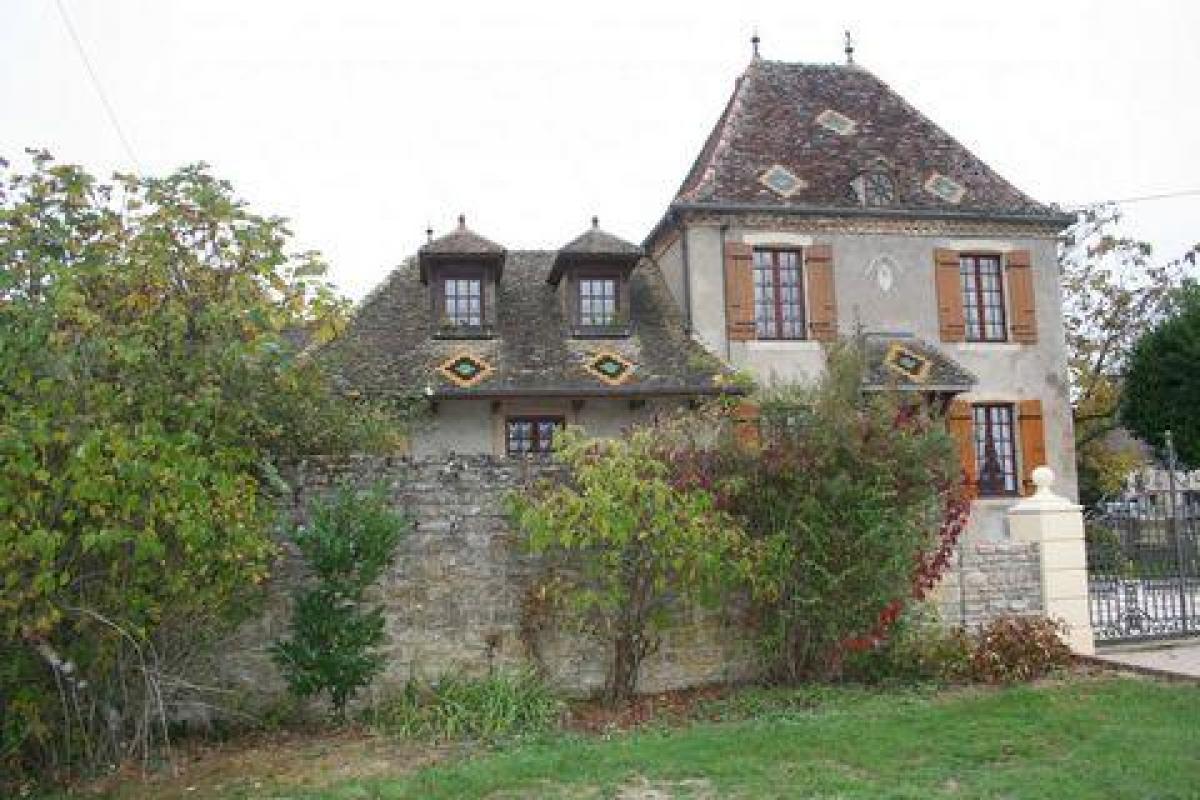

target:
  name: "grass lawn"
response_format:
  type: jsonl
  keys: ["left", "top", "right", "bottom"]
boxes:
{"left": 76, "top": 676, "right": 1200, "bottom": 799}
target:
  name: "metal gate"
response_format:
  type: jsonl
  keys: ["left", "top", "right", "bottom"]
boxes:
{"left": 1086, "top": 490, "right": 1200, "bottom": 643}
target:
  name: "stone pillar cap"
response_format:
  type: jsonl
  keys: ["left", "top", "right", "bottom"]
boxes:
{"left": 1009, "top": 466, "right": 1082, "bottom": 514}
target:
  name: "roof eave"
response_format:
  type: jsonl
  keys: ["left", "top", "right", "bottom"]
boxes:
{"left": 418, "top": 251, "right": 507, "bottom": 284}
{"left": 669, "top": 201, "right": 1076, "bottom": 228}
{"left": 547, "top": 253, "right": 643, "bottom": 286}
{"left": 427, "top": 384, "right": 744, "bottom": 400}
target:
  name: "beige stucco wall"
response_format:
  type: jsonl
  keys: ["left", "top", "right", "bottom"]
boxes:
{"left": 658, "top": 218, "right": 1076, "bottom": 540}
{"left": 411, "top": 396, "right": 684, "bottom": 457}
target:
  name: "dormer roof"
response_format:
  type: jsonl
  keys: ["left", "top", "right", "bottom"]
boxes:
{"left": 418, "top": 215, "right": 506, "bottom": 282}
{"left": 549, "top": 218, "right": 643, "bottom": 285}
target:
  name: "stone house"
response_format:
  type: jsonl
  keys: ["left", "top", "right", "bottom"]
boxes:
{"left": 643, "top": 55, "right": 1078, "bottom": 543}
{"left": 323, "top": 215, "right": 735, "bottom": 457}
{"left": 330, "top": 51, "right": 1076, "bottom": 536}
{"left": 246, "top": 51, "right": 1092, "bottom": 694}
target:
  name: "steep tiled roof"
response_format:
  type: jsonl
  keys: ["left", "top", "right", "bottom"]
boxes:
{"left": 321, "top": 252, "right": 733, "bottom": 399}
{"left": 419, "top": 215, "right": 505, "bottom": 257}
{"left": 549, "top": 219, "right": 643, "bottom": 285}
{"left": 674, "top": 60, "right": 1061, "bottom": 218}
{"left": 418, "top": 215, "right": 506, "bottom": 283}
{"left": 558, "top": 218, "right": 643, "bottom": 259}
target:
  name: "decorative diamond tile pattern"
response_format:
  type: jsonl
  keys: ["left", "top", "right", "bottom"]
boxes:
{"left": 585, "top": 351, "right": 636, "bottom": 386}
{"left": 924, "top": 172, "right": 967, "bottom": 204}
{"left": 815, "top": 108, "right": 857, "bottom": 136}
{"left": 437, "top": 352, "right": 494, "bottom": 388}
{"left": 884, "top": 343, "right": 932, "bottom": 383}
{"left": 759, "top": 164, "right": 807, "bottom": 198}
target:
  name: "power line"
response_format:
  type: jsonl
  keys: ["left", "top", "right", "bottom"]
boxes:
{"left": 1067, "top": 188, "right": 1200, "bottom": 210}
{"left": 54, "top": 0, "right": 142, "bottom": 172}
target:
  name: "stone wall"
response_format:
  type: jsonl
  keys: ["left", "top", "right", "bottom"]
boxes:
{"left": 936, "top": 540, "right": 1043, "bottom": 629}
{"left": 222, "top": 456, "right": 1044, "bottom": 702}
{"left": 222, "top": 455, "right": 757, "bottom": 701}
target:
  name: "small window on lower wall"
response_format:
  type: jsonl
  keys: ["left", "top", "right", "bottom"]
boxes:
{"left": 973, "top": 404, "right": 1018, "bottom": 496}
{"left": 505, "top": 416, "right": 565, "bottom": 456}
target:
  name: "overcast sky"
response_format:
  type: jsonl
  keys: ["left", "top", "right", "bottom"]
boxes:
{"left": 4, "top": 0, "right": 1198, "bottom": 299}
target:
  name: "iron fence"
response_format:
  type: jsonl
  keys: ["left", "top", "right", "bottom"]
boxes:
{"left": 1086, "top": 492, "right": 1200, "bottom": 642}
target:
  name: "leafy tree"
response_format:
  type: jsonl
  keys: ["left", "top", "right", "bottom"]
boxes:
{"left": 1121, "top": 286, "right": 1200, "bottom": 467}
{"left": 712, "top": 341, "right": 964, "bottom": 682}
{"left": 0, "top": 151, "right": 402, "bottom": 778}
{"left": 1060, "top": 204, "right": 1198, "bottom": 496}
{"left": 509, "top": 417, "right": 745, "bottom": 706}
{"left": 272, "top": 485, "right": 409, "bottom": 717}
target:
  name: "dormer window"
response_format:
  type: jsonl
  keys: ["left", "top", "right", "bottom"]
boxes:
{"left": 578, "top": 273, "right": 619, "bottom": 328}
{"left": 852, "top": 162, "right": 897, "bottom": 207}
{"left": 441, "top": 270, "right": 483, "bottom": 328}
{"left": 550, "top": 217, "right": 642, "bottom": 338}
{"left": 862, "top": 172, "right": 895, "bottom": 206}
{"left": 419, "top": 215, "right": 505, "bottom": 339}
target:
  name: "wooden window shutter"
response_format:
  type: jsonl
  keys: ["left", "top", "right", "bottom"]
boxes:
{"left": 731, "top": 401, "right": 762, "bottom": 450}
{"left": 934, "top": 248, "right": 965, "bottom": 342}
{"left": 724, "top": 242, "right": 756, "bottom": 341}
{"left": 1018, "top": 399, "right": 1047, "bottom": 496}
{"left": 947, "top": 400, "right": 977, "bottom": 499}
{"left": 1006, "top": 250, "right": 1038, "bottom": 343}
{"left": 805, "top": 244, "right": 837, "bottom": 341}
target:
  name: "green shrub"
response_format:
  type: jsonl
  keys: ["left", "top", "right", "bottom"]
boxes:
{"left": 368, "top": 669, "right": 563, "bottom": 742}
{"left": 708, "top": 340, "right": 964, "bottom": 681}
{"left": 508, "top": 416, "right": 746, "bottom": 706}
{"left": 272, "top": 485, "right": 410, "bottom": 717}
{"left": 969, "top": 615, "right": 1073, "bottom": 684}
{"left": 841, "top": 610, "right": 972, "bottom": 686}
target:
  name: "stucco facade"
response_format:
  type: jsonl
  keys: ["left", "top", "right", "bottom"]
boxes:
{"left": 411, "top": 396, "right": 685, "bottom": 457}
{"left": 652, "top": 214, "right": 1076, "bottom": 544}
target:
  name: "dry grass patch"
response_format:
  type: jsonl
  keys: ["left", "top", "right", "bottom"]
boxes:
{"left": 73, "top": 728, "right": 444, "bottom": 799}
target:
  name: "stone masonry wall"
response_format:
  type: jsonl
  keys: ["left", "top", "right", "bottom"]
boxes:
{"left": 936, "top": 540, "right": 1043, "bottom": 630}
{"left": 222, "top": 456, "right": 1044, "bottom": 702}
{"left": 222, "top": 455, "right": 758, "bottom": 701}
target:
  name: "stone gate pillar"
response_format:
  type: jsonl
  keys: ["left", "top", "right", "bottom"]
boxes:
{"left": 1007, "top": 466, "right": 1096, "bottom": 655}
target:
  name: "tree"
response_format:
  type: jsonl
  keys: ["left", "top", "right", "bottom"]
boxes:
{"left": 508, "top": 417, "right": 745, "bottom": 706}
{"left": 0, "top": 151, "right": 402, "bottom": 778}
{"left": 1060, "top": 204, "right": 1198, "bottom": 499}
{"left": 272, "top": 485, "right": 409, "bottom": 717}
{"left": 1121, "top": 286, "right": 1200, "bottom": 468}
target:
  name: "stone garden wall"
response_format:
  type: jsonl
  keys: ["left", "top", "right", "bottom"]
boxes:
{"left": 221, "top": 455, "right": 758, "bottom": 701}
{"left": 221, "top": 456, "right": 1044, "bottom": 702}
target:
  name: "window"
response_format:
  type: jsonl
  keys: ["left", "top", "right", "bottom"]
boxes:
{"left": 959, "top": 254, "right": 1007, "bottom": 342}
{"left": 578, "top": 275, "right": 619, "bottom": 328}
{"left": 753, "top": 249, "right": 805, "bottom": 339}
{"left": 861, "top": 171, "right": 895, "bottom": 207}
{"left": 505, "top": 416, "right": 564, "bottom": 456}
{"left": 441, "top": 272, "right": 483, "bottom": 328}
{"left": 973, "top": 404, "right": 1018, "bottom": 496}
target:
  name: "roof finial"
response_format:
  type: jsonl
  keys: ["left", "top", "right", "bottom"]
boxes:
{"left": 591, "top": 215, "right": 599, "bottom": 229}
{"left": 457, "top": 213, "right": 466, "bottom": 229}
{"left": 751, "top": 30, "right": 761, "bottom": 60}
{"left": 425, "top": 223, "right": 433, "bottom": 244}
{"left": 844, "top": 30, "right": 855, "bottom": 65}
